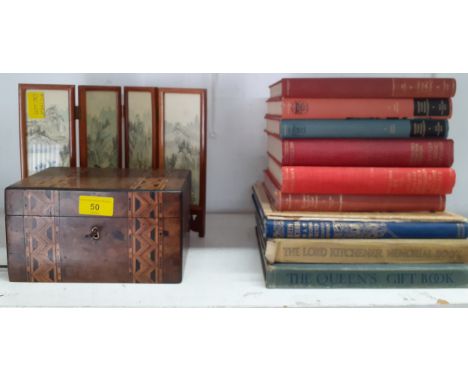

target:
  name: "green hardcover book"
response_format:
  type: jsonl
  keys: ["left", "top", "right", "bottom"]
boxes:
{"left": 255, "top": 226, "right": 468, "bottom": 289}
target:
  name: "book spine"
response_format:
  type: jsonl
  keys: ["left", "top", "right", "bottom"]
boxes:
{"left": 266, "top": 239, "right": 468, "bottom": 264}
{"left": 273, "top": 194, "right": 446, "bottom": 212}
{"left": 281, "top": 78, "right": 456, "bottom": 98}
{"left": 263, "top": 171, "right": 446, "bottom": 211}
{"left": 266, "top": 266, "right": 468, "bottom": 288}
{"left": 264, "top": 220, "right": 468, "bottom": 239}
{"left": 279, "top": 119, "right": 449, "bottom": 139}
{"left": 281, "top": 98, "right": 452, "bottom": 119}
{"left": 281, "top": 167, "right": 456, "bottom": 195}
{"left": 280, "top": 139, "right": 453, "bottom": 167}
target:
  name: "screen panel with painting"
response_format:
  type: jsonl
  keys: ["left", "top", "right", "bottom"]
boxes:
{"left": 19, "top": 84, "right": 76, "bottom": 178}
{"left": 124, "top": 87, "right": 157, "bottom": 169}
{"left": 158, "top": 88, "right": 207, "bottom": 237}
{"left": 79, "top": 86, "right": 122, "bottom": 169}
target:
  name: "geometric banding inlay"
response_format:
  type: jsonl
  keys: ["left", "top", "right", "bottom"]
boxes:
{"left": 24, "top": 216, "right": 61, "bottom": 282}
{"left": 128, "top": 192, "right": 163, "bottom": 283}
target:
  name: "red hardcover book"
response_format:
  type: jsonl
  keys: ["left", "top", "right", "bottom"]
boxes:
{"left": 268, "top": 157, "right": 456, "bottom": 195}
{"left": 269, "top": 78, "right": 456, "bottom": 99}
{"left": 263, "top": 170, "right": 446, "bottom": 212}
{"left": 266, "top": 97, "right": 452, "bottom": 120}
{"left": 267, "top": 134, "right": 454, "bottom": 167}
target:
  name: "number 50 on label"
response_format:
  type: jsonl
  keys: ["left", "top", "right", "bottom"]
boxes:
{"left": 79, "top": 196, "right": 114, "bottom": 217}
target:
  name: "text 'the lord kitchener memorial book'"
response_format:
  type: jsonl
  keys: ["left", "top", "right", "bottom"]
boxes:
{"left": 254, "top": 77, "right": 468, "bottom": 288}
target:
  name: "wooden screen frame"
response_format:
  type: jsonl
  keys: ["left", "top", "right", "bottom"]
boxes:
{"left": 123, "top": 87, "right": 158, "bottom": 169}
{"left": 78, "top": 86, "right": 122, "bottom": 168}
{"left": 158, "top": 88, "right": 207, "bottom": 237}
{"left": 18, "top": 84, "right": 76, "bottom": 179}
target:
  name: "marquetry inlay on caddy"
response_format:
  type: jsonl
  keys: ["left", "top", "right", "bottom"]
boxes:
{"left": 128, "top": 192, "right": 164, "bottom": 283}
{"left": 130, "top": 177, "right": 168, "bottom": 191}
{"left": 24, "top": 190, "right": 59, "bottom": 216}
{"left": 24, "top": 216, "right": 61, "bottom": 282}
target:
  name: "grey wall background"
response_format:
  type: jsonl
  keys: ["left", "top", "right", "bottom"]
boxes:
{"left": 0, "top": 73, "right": 466, "bottom": 215}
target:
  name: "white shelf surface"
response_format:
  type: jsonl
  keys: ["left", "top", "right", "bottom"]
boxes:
{"left": 1, "top": 213, "right": 468, "bottom": 307}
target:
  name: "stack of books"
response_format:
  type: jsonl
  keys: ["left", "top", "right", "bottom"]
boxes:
{"left": 254, "top": 77, "right": 468, "bottom": 288}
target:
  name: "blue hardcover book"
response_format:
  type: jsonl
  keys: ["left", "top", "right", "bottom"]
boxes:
{"left": 265, "top": 117, "right": 449, "bottom": 139}
{"left": 252, "top": 183, "right": 468, "bottom": 239}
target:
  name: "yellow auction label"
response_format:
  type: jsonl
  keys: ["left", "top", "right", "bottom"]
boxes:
{"left": 27, "top": 91, "right": 46, "bottom": 119}
{"left": 79, "top": 196, "right": 114, "bottom": 216}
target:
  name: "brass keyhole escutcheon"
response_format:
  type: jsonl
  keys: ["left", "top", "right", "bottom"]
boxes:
{"left": 86, "top": 226, "right": 100, "bottom": 240}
